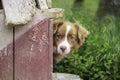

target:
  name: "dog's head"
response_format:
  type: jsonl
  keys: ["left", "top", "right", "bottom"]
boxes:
{"left": 53, "top": 20, "right": 89, "bottom": 57}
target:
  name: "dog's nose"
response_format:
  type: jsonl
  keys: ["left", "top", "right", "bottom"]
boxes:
{"left": 60, "top": 46, "right": 66, "bottom": 52}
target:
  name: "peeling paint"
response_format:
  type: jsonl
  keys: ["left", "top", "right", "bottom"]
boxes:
{"left": 3, "top": 48, "right": 8, "bottom": 56}
{"left": 0, "top": 50, "right": 2, "bottom": 57}
{"left": 29, "top": 27, "right": 39, "bottom": 42}
{"left": 38, "top": 32, "right": 49, "bottom": 52}
{"left": 30, "top": 44, "right": 34, "bottom": 53}
{"left": 38, "top": 39, "right": 44, "bottom": 52}
{"left": 29, "top": 44, "right": 34, "bottom": 61}
{"left": 42, "top": 33, "right": 49, "bottom": 44}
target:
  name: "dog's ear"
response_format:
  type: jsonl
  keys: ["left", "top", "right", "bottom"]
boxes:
{"left": 74, "top": 23, "right": 89, "bottom": 45}
{"left": 53, "top": 20, "right": 64, "bottom": 34}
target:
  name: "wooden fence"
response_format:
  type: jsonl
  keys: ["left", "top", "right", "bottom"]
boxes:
{"left": 0, "top": 0, "right": 64, "bottom": 80}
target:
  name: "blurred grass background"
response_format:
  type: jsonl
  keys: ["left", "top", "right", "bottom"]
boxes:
{"left": 53, "top": 0, "right": 120, "bottom": 80}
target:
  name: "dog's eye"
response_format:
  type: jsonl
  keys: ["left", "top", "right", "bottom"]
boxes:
{"left": 69, "top": 35, "right": 76, "bottom": 41}
{"left": 56, "top": 34, "right": 62, "bottom": 39}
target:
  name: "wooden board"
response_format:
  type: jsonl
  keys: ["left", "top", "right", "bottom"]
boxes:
{"left": 0, "top": 10, "right": 13, "bottom": 80}
{"left": 0, "top": 10, "right": 53, "bottom": 80}
{"left": 1, "top": 0, "right": 36, "bottom": 26}
{"left": 0, "top": 44, "right": 13, "bottom": 80}
{"left": 14, "top": 19, "right": 52, "bottom": 80}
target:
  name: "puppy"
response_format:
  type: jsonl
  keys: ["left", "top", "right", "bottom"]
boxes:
{"left": 53, "top": 20, "right": 89, "bottom": 62}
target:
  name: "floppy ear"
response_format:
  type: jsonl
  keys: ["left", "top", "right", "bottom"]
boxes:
{"left": 53, "top": 20, "right": 64, "bottom": 34}
{"left": 74, "top": 23, "right": 89, "bottom": 45}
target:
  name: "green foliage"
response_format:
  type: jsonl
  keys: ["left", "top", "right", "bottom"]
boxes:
{"left": 53, "top": 0, "right": 120, "bottom": 80}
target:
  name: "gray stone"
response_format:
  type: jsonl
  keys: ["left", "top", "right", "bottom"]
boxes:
{"left": 52, "top": 73, "right": 83, "bottom": 80}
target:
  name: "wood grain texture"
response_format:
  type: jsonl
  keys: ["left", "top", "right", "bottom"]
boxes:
{"left": 0, "top": 10, "right": 13, "bottom": 80}
{"left": 0, "top": 10, "right": 13, "bottom": 51}
{"left": 2, "top": 0, "right": 36, "bottom": 26}
{"left": 14, "top": 19, "right": 52, "bottom": 80}
{"left": 14, "top": 11, "right": 52, "bottom": 80}
{"left": 0, "top": 44, "right": 13, "bottom": 80}
{"left": 0, "top": 10, "right": 52, "bottom": 80}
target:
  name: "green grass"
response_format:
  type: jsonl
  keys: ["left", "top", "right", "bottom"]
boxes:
{"left": 53, "top": 0, "right": 120, "bottom": 80}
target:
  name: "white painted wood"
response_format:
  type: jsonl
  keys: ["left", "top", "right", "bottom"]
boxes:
{"left": 46, "top": 0, "right": 52, "bottom": 8}
{"left": 39, "top": 8, "right": 64, "bottom": 18}
{"left": 1, "top": 0, "right": 36, "bottom": 26}
{"left": 36, "top": 0, "right": 48, "bottom": 9}
{"left": 0, "top": 10, "right": 13, "bottom": 50}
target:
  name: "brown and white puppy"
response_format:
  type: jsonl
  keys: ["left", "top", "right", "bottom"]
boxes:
{"left": 53, "top": 20, "right": 89, "bottom": 62}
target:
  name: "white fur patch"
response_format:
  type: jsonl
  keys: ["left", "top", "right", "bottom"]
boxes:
{"left": 57, "top": 25, "right": 71, "bottom": 54}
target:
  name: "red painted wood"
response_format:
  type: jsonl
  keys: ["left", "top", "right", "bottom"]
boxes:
{"left": 0, "top": 11, "right": 52, "bottom": 80}
{"left": 0, "top": 44, "right": 13, "bottom": 80}
{"left": 14, "top": 19, "right": 52, "bottom": 80}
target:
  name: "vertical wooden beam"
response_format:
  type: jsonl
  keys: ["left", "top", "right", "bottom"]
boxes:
{"left": 0, "top": 10, "right": 53, "bottom": 80}
{"left": 14, "top": 11, "right": 52, "bottom": 80}
{"left": 0, "top": 10, "right": 13, "bottom": 80}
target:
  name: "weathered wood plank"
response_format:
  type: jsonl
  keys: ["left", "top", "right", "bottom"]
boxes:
{"left": 0, "top": 9, "right": 53, "bottom": 80}
{"left": 14, "top": 11, "right": 52, "bottom": 80}
{"left": 0, "top": 44, "right": 13, "bottom": 80}
{"left": 0, "top": 10, "right": 13, "bottom": 51}
{"left": 0, "top": 10, "right": 13, "bottom": 80}
{"left": 36, "top": 0, "right": 48, "bottom": 9}
{"left": 39, "top": 8, "right": 64, "bottom": 18}
{"left": 1, "top": 0, "right": 36, "bottom": 26}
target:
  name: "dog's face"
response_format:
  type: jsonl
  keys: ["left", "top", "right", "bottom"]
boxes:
{"left": 53, "top": 20, "right": 89, "bottom": 56}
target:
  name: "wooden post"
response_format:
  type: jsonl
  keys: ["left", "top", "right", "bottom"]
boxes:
{"left": 0, "top": 10, "right": 53, "bottom": 80}
{"left": 0, "top": 0, "right": 64, "bottom": 80}
{"left": 0, "top": 10, "right": 13, "bottom": 80}
{"left": 14, "top": 12, "right": 53, "bottom": 80}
